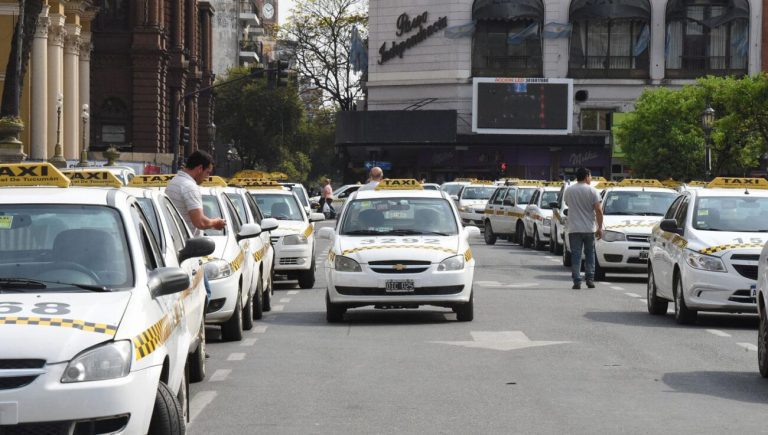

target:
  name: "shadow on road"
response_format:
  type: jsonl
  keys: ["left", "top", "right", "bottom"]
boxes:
{"left": 261, "top": 308, "right": 455, "bottom": 326}
{"left": 662, "top": 371, "right": 768, "bottom": 404}
{"left": 584, "top": 310, "right": 758, "bottom": 330}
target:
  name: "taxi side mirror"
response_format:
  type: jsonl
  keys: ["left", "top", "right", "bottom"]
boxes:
{"left": 260, "top": 218, "right": 279, "bottom": 232}
{"left": 178, "top": 237, "right": 216, "bottom": 264}
{"left": 450, "top": 195, "right": 458, "bottom": 201}
{"left": 236, "top": 223, "right": 262, "bottom": 241}
{"left": 149, "top": 267, "right": 190, "bottom": 298}
{"left": 464, "top": 226, "right": 481, "bottom": 238}
{"left": 309, "top": 212, "right": 325, "bottom": 222}
{"left": 549, "top": 202, "right": 559, "bottom": 209}
{"left": 660, "top": 219, "right": 681, "bottom": 234}
{"left": 317, "top": 227, "right": 335, "bottom": 240}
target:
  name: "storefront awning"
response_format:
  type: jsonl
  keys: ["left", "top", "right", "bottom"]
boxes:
{"left": 569, "top": 0, "right": 651, "bottom": 21}
{"left": 472, "top": 0, "right": 544, "bottom": 22}
{"left": 666, "top": 0, "right": 748, "bottom": 27}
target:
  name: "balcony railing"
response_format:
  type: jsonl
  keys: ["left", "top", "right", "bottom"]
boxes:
{"left": 569, "top": 55, "right": 649, "bottom": 79}
{"left": 239, "top": 40, "right": 261, "bottom": 52}
{"left": 473, "top": 55, "right": 542, "bottom": 77}
{"left": 665, "top": 55, "right": 747, "bottom": 78}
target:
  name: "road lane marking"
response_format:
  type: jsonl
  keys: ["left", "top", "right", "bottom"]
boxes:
{"left": 432, "top": 331, "right": 571, "bottom": 351}
{"left": 227, "top": 353, "right": 245, "bottom": 361}
{"left": 707, "top": 329, "right": 732, "bottom": 337}
{"left": 603, "top": 282, "right": 613, "bottom": 285}
{"left": 272, "top": 305, "right": 285, "bottom": 311}
{"left": 209, "top": 369, "right": 231, "bottom": 382}
{"left": 280, "top": 298, "right": 291, "bottom": 303}
{"left": 241, "top": 338, "right": 258, "bottom": 346}
{"left": 189, "top": 391, "right": 217, "bottom": 424}
{"left": 251, "top": 325, "right": 268, "bottom": 333}
{"left": 475, "top": 281, "right": 540, "bottom": 288}
{"left": 287, "top": 290, "right": 299, "bottom": 295}
{"left": 738, "top": 343, "right": 758, "bottom": 352}
{"left": 639, "top": 298, "right": 648, "bottom": 303}
{"left": 625, "top": 292, "right": 641, "bottom": 298}
{"left": 611, "top": 286, "right": 625, "bottom": 291}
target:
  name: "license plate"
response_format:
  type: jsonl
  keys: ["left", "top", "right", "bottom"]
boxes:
{"left": 751, "top": 285, "right": 757, "bottom": 298}
{"left": 385, "top": 280, "right": 415, "bottom": 293}
{"left": 639, "top": 251, "right": 649, "bottom": 260}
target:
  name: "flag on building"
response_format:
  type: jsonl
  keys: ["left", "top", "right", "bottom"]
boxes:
{"left": 444, "top": 21, "right": 476, "bottom": 39}
{"left": 542, "top": 22, "right": 572, "bottom": 39}
{"left": 349, "top": 26, "right": 368, "bottom": 73}
{"left": 508, "top": 23, "right": 539, "bottom": 45}
{"left": 633, "top": 25, "right": 650, "bottom": 55}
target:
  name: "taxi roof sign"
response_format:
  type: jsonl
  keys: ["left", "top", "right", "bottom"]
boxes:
{"left": 687, "top": 180, "right": 709, "bottom": 187}
{"left": 128, "top": 174, "right": 175, "bottom": 187}
{"left": 618, "top": 178, "right": 664, "bottom": 188}
{"left": 62, "top": 169, "right": 122, "bottom": 188}
{"left": 470, "top": 180, "right": 495, "bottom": 185}
{"left": 595, "top": 181, "right": 619, "bottom": 189}
{"left": 201, "top": 176, "right": 228, "bottom": 187}
{"left": 230, "top": 178, "right": 284, "bottom": 189}
{"left": 543, "top": 181, "right": 564, "bottom": 187}
{"left": 453, "top": 178, "right": 476, "bottom": 182}
{"left": 269, "top": 171, "right": 288, "bottom": 181}
{"left": 512, "top": 179, "right": 543, "bottom": 186}
{"left": 592, "top": 176, "right": 608, "bottom": 182}
{"left": 375, "top": 179, "right": 423, "bottom": 190}
{"left": 232, "top": 170, "right": 270, "bottom": 179}
{"left": 0, "top": 162, "right": 70, "bottom": 188}
{"left": 661, "top": 178, "right": 683, "bottom": 188}
{"left": 707, "top": 177, "right": 768, "bottom": 189}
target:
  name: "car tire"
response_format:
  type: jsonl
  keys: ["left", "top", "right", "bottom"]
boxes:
{"left": 484, "top": 221, "right": 497, "bottom": 245}
{"left": 188, "top": 317, "right": 206, "bottom": 383}
{"left": 673, "top": 273, "right": 697, "bottom": 325}
{"left": 221, "top": 291, "right": 243, "bottom": 342}
{"left": 647, "top": 265, "right": 668, "bottom": 315}
{"left": 594, "top": 259, "right": 606, "bottom": 281}
{"left": 242, "top": 289, "right": 254, "bottom": 331}
{"left": 759, "top": 306, "right": 768, "bottom": 377}
{"left": 263, "top": 267, "right": 274, "bottom": 312}
{"left": 455, "top": 291, "right": 474, "bottom": 322}
{"left": 562, "top": 241, "right": 572, "bottom": 267}
{"left": 253, "top": 276, "right": 264, "bottom": 320}
{"left": 298, "top": 257, "right": 316, "bottom": 289}
{"left": 326, "top": 291, "right": 346, "bottom": 323}
{"left": 148, "top": 381, "right": 185, "bottom": 435}
{"left": 518, "top": 223, "right": 530, "bottom": 248}
{"left": 533, "top": 227, "right": 545, "bottom": 250}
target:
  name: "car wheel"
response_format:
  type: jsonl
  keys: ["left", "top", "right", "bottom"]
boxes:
{"left": 221, "top": 291, "right": 243, "bottom": 341}
{"left": 263, "top": 269, "right": 273, "bottom": 312}
{"left": 148, "top": 381, "right": 185, "bottom": 435}
{"left": 673, "top": 273, "right": 697, "bottom": 325}
{"left": 759, "top": 306, "right": 768, "bottom": 377}
{"left": 548, "top": 232, "right": 555, "bottom": 253}
{"left": 253, "top": 276, "right": 264, "bottom": 320}
{"left": 562, "top": 240, "right": 572, "bottom": 267}
{"left": 242, "top": 289, "right": 254, "bottom": 331}
{"left": 298, "top": 257, "right": 316, "bottom": 289}
{"left": 647, "top": 265, "right": 669, "bottom": 315}
{"left": 518, "top": 223, "right": 530, "bottom": 248}
{"left": 484, "top": 221, "right": 497, "bottom": 245}
{"left": 455, "top": 291, "right": 474, "bottom": 322}
{"left": 533, "top": 227, "right": 545, "bottom": 250}
{"left": 188, "top": 317, "right": 206, "bottom": 383}
{"left": 326, "top": 291, "right": 346, "bottom": 323}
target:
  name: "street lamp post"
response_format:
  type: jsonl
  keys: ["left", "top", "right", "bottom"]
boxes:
{"left": 77, "top": 104, "right": 90, "bottom": 167}
{"left": 701, "top": 104, "right": 715, "bottom": 180}
{"left": 48, "top": 93, "right": 66, "bottom": 168}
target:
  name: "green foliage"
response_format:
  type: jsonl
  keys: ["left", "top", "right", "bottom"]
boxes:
{"left": 615, "top": 75, "right": 768, "bottom": 179}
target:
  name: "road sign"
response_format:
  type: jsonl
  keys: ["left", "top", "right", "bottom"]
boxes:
{"left": 364, "top": 161, "right": 392, "bottom": 170}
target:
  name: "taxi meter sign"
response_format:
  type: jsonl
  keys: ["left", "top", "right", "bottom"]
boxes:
{"left": 707, "top": 177, "right": 768, "bottom": 189}
{"left": 0, "top": 162, "right": 70, "bottom": 188}
{"left": 230, "top": 178, "right": 283, "bottom": 189}
{"left": 618, "top": 178, "right": 664, "bottom": 187}
{"left": 201, "top": 176, "right": 228, "bottom": 187}
{"left": 62, "top": 170, "right": 122, "bottom": 188}
{"left": 375, "top": 179, "right": 423, "bottom": 190}
{"left": 128, "top": 174, "right": 175, "bottom": 187}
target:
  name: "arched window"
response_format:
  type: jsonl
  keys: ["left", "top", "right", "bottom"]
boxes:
{"left": 569, "top": 0, "right": 651, "bottom": 78}
{"left": 665, "top": 0, "right": 748, "bottom": 78}
{"left": 471, "top": 0, "right": 544, "bottom": 77}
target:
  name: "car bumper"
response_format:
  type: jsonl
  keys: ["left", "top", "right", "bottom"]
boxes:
{"left": 0, "top": 363, "right": 162, "bottom": 434}
{"left": 681, "top": 265, "right": 757, "bottom": 313}
{"left": 597, "top": 241, "right": 649, "bottom": 272}
{"left": 205, "top": 271, "right": 242, "bottom": 323}
{"left": 460, "top": 212, "right": 485, "bottom": 227}
{"left": 274, "top": 244, "right": 313, "bottom": 271}
{"left": 327, "top": 266, "right": 474, "bottom": 306}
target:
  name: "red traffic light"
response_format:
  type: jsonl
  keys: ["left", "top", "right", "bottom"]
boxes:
{"left": 500, "top": 162, "right": 507, "bottom": 171}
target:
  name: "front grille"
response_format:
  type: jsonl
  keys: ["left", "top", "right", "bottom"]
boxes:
{"left": 0, "top": 376, "right": 38, "bottom": 390}
{"left": 626, "top": 235, "right": 650, "bottom": 243}
{"left": 336, "top": 285, "right": 463, "bottom": 296}
{"left": 369, "top": 260, "right": 431, "bottom": 266}
{"left": 0, "top": 421, "right": 70, "bottom": 435}
{"left": 732, "top": 254, "right": 760, "bottom": 261}
{"left": 280, "top": 258, "right": 299, "bottom": 265}
{"left": 603, "top": 254, "right": 622, "bottom": 263}
{"left": 0, "top": 360, "right": 44, "bottom": 370}
{"left": 627, "top": 257, "right": 648, "bottom": 264}
{"left": 270, "top": 236, "right": 280, "bottom": 244}
{"left": 369, "top": 260, "right": 431, "bottom": 274}
{"left": 728, "top": 289, "right": 756, "bottom": 304}
{"left": 733, "top": 264, "right": 758, "bottom": 280}
{"left": 370, "top": 267, "right": 429, "bottom": 274}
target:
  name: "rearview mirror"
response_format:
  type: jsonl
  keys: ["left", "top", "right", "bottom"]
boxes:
{"left": 236, "top": 223, "right": 262, "bottom": 241}
{"left": 450, "top": 195, "right": 458, "bottom": 201}
{"left": 178, "top": 237, "right": 216, "bottom": 263}
{"left": 659, "top": 218, "right": 681, "bottom": 234}
{"left": 149, "top": 267, "right": 190, "bottom": 298}
{"left": 464, "top": 226, "right": 481, "bottom": 238}
{"left": 309, "top": 212, "right": 325, "bottom": 222}
{"left": 260, "top": 218, "right": 279, "bottom": 232}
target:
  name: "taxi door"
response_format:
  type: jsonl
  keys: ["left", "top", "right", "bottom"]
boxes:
{"left": 485, "top": 187, "right": 507, "bottom": 231}
{"left": 244, "top": 192, "right": 275, "bottom": 284}
{"left": 655, "top": 195, "right": 689, "bottom": 296}
{"left": 523, "top": 190, "right": 540, "bottom": 236}
{"left": 222, "top": 194, "right": 258, "bottom": 301}
{"left": 498, "top": 187, "right": 517, "bottom": 234}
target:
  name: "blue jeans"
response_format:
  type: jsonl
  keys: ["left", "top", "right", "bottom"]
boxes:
{"left": 569, "top": 232, "right": 596, "bottom": 284}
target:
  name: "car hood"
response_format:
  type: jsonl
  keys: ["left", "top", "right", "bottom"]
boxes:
{"left": 337, "top": 236, "right": 461, "bottom": 263}
{"left": 604, "top": 216, "right": 663, "bottom": 234}
{"left": 271, "top": 220, "right": 312, "bottom": 237}
{"left": 0, "top": 292, "right": 131, "bottom": 363}
{"left": 684, "top": 229, "right": 768, "bottom": 258}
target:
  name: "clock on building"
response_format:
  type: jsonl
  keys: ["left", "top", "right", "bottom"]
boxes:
{"left": 262, "top": 0, "right": 275, "bottom": 20}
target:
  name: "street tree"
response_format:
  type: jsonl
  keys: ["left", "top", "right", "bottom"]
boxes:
{"left": 280, "top": 0, "right": 367, "bottom": 111}
{"left": 1, "top": 0, "right": 44, "bottom": 119}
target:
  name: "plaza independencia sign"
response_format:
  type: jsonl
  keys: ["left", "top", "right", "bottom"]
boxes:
{"left": 378, "top": 11, "right": 448, "bottom": 65}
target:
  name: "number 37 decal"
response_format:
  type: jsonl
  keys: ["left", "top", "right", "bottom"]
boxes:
{"left": 0, "top": 301, "right": 71, "bottom": 315}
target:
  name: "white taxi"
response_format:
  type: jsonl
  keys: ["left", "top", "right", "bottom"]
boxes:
{"left": 0, "top": 163, "right": 215, "bottom": 433}
{"left": 243, "top": 179, "right": 325, "bottom": 289}
{"left": 522, "top": 184, "right": 562, "bottom": 250}
{"left": 594, "top": 179, "right": 678, "bottom": 280}
{"left": 647, "top": 177, "right": 768, "bottom": 324}
{"left": 484, "top": 180, "right": 540, "bottom": 244}
{"left": 456, "top": 181, "right": 496, "bottom": 227}
{"left": 318, "top": 179, "right": 479, "bottom": 322}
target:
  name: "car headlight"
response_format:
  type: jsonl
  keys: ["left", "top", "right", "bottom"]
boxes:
{"left": 204, "top": 259, "right": 232, "bottom": 280}
{"left": 334, "top": 255, "right": 362, "bottom": 272}
{"left": 685, "top": 250, "right": 727, "bottom": 272}
{"left": 458, "top": 205, "right": 469, "bottom": 212}
{"left": 284, "top": 234, "right": 308, "bottom": 245}
{"left": 61, "top": 341, "right": 132, "bottom": 383}
{"left": 543, "top": 218, "right": 551, "bottom": 227}
{"left": 602, "top": 230, "right": 627, "bottom": 242}
{"left": 437, "top": 255, "right": 465, "bottom": 271}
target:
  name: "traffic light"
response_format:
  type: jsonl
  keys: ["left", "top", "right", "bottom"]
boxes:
{"left": 276, "top": 60, "right": 289, "bottom": 87}
{"left": 181, "top": 126, "right": 190, "bottom": 150}
{"left": 500, "top": 162, "right": 507, "bottom": 171}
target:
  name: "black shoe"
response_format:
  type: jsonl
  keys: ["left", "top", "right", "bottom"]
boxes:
{"left": 586, "top": 280, "right": 595, "bottom": 288}
{"left": 205, "top": 353, "right": 211, "bottom": 359}
{"left": 572, "top": 283, "right": 581, "bottom": 290}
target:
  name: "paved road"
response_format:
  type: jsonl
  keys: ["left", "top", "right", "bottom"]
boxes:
{"left": 189, "top": 221, "right": 767, "bottom": 434}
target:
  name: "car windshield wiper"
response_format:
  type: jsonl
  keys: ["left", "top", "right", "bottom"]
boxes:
{"left": 384, "top": 229, "right": 423, "bottom": 235}
{"left": 420, "top": 231, "right": 451, "bottom": 236}
{"left": 0, "top": 277, "right": 111, "bottom": 293}
{"left": 343, "top": 230, "right": 385, "bottom": 235}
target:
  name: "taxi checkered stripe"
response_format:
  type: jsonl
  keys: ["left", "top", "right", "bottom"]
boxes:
{"left": 253, "top": 244, "right": 269, "bottom": 262}
{"left": 507, "top": 211, "right": 524, "bottom": 218}
{"left": 304, "top": 225, "right": 314, "bottom": 238}
{"left": 133, "top": 316, "right": 172, "bottom": 360}
{"left": 464, "top": 249, "right": 473, "bottom": 262}
{"left": 229, "top": 250, "right": 245, "bottom": 272}
{"left": 342, "top": 245, "right": 457, "bottom": 255}
{"left": 661, "top": 232, "right": 688, "bottom": 248}
{"left": 0, "top": 316, "right": 117, "bottom": 336}
{"left": 699, "top": 243, "right": 764, "bottom": 255}
{"left": 328, "top": 251, "right": 336, "bottom": 261}
{"left": 607, "top": 223, "right": 655, "bottom": 229}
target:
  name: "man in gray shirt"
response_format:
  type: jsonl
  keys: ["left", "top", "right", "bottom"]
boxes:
{"left": 563, "top": 167, "right": 604, "bottom": 289}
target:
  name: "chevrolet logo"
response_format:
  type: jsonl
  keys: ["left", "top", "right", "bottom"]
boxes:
{"left": 393, "top": 264, "right": 406, "bottom": 271}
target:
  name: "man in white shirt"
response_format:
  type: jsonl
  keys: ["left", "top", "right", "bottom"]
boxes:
{"left": 358, "top": 166, "right": 383, "bottom": 191}
{"left": 563, "top": 167, "right": 604, "bottom": 289}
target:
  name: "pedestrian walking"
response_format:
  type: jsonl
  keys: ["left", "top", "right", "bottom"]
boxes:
{"left": 563, "top": 167, "right": 604, "bottom": 289}
{"left": 359, "top": 166, "right": 384, "bottom": 191}
{"left": 321, "top": 178, "right": 335, "bottom": 216}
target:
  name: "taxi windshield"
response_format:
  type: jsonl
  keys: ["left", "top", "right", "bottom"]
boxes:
{"left": 603, "top": 191, "right": 677, "bottom": 216}
{"left": 517, "top": 188, "right": 536, "bottom": 204}
{"left": 340, "top": 198, "right": 458, "bottom": 235}
{"left": 541, "top": 191, "right": 559, "bottom": 209}
{"left": 202, "top": 195, "right": 226, "bottom": 236}
{"left": 693, "top": 196, "right": 768, "bottom": 232}
{"left": 250, "top": 193, "right": 304, "bottom": 221}
{"left": 225, "top": 193, "right": 248, "bottom": 223}
{"left": 0, "top": 205, "right": 133, "bottom": 290}
{"left": 291, "top": 185, "right": 309, "bottom": 207}
{"left": 461, "top": 186, "right": 495, "bottom": 200}
{"left": 441, "top": 184, "right": 464, "bottom": 196}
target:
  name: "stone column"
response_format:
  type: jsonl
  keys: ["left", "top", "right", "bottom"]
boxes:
{"left": 47, "top": 14, "right": 66, "bottom": 159}
{"left": 79, "top": 32, "right": 92, "bottom": 155}
{"left": 63, "top": 25, "right": 81, "bottom": 160}
{"left": 31, "top": 6, "right": 50, "bottom": 160}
